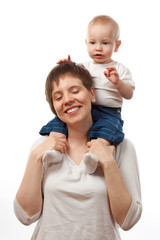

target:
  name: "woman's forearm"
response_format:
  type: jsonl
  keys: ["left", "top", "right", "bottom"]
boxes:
{"left": 87, "top": 140, "right": 132, "bottom": 226}
{"left": 16, "top": 149, "right": 43, "bottom": 217}
{"left": 102, "top": 158, "right": 132, "bottom": 226}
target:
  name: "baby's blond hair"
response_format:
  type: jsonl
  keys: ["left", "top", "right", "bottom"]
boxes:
{"left": 88, "top": 15, "right": 120, "bottom": 40}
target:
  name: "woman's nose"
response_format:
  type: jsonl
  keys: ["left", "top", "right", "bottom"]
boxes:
{"left": 63, "top": 93, "right": 74, "bottom": 105}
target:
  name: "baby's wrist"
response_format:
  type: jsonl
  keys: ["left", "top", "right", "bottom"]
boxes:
{"left": 115, "top": 79, "right": 122, "bottom": 89}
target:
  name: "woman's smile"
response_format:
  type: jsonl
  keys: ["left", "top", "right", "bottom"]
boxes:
{"left": 65, "top": 106, "right": 81, "bottom": 114}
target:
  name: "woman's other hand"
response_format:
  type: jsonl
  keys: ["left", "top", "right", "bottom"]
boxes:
{"left": 86, "top": 139, "right": 115, "bottom": 168}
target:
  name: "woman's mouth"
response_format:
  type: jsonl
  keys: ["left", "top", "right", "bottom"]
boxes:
{"left": 66, "top": 107, "right": 80, "bottom": 114}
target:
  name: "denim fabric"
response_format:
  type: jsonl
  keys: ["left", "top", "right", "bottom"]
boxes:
{"left": 39, "top": 105, "right": 124, "bottom": 145}
{"left": 39, "top": 117, "right": 68, "bottom": 136}
{"left": 90, "top": 105, "right": 124, "bottom": 145}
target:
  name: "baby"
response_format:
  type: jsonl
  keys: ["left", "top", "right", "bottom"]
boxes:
{"left": 40, "top": 15, "right": 135, "bottom": 174}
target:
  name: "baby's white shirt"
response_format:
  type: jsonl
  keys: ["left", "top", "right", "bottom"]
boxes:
{"left": 83, "top": 61, "right": 135, "bottom": 108}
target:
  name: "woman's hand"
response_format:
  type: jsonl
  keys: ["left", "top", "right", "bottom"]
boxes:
{"left": 48, "top": 132, "right": 67, "bottom": 153}
{"left": 86, "top": 139, "right": 115, "bottom": 168}
{"left": 33, "top": 132, "right": 67, "bottom": 161}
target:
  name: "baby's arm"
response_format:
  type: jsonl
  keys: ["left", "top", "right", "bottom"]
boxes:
{"left": 104, "top": 67, "right": 135, "bottom": 100}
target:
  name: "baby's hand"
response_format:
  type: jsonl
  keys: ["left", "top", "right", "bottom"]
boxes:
{"left": 57, "top": 55, "right": 71, "bottom": 64}
{"left": 104, "top": 66, "right": 119, "bottom": 85}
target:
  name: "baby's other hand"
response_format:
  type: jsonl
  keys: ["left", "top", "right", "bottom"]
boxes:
{"left": 57, "top": 55, "right": 71, "bottom": 64}
{"left": 104, "top": 66, "right": 119, "bottom": 85}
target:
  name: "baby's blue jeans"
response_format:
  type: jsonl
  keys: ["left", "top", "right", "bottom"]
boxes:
{"left": 39, "top": 105, "right": 124, "bottom": 145}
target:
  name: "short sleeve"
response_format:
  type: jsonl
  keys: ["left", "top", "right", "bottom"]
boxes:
{"left": 121, "top": 198, "right": 142, "bottom": 230}
{"left": 14, "top": 198, "right": 42, "bottom": 225}
{"left": 117, "top": 63, "right": 135, "bottom": 88}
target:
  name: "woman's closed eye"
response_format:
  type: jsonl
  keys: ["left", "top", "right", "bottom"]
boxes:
{"left": 71, "top": 87, "right": 80, "bottom": 94}
{"left": 72, "top": 89, "right": 79, "bottom": 94}
{"left": 54, "top": 94, "right": 62, "bottom": 101}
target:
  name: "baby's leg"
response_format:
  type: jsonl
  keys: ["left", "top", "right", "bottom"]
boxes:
{"left": 40, "top": 117, "right": 68, "bottom": 168}
{"left": 85, "top": 106, "right": 124, "bottom": 174}
{"left": 42, "top": 149, "right": 63, "bottom": 165}
{"left": 83, "top": 153, "right": 99, "bottom": 174}
{"left": 42, "top": 131, "right": 67, "bottom": 167}
{"left": 83, "top": 138, "right": 111, "bottom": 174}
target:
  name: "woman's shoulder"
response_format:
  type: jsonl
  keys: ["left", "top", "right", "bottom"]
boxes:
{"left": 115, "top": 138, "right": 137, "bottom": 167}
{"left": 30, "top": 136, "right": 48, "bottom": 151}
{"left": 118, "top": 138, "right": 135, "bottom": 151}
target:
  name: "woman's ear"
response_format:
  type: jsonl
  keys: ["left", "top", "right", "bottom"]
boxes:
{"left": 91, "top": 87, "right": 96, "bottom": 102}
{"left": 114, "top": 40, "right": 121, "bottom": 52}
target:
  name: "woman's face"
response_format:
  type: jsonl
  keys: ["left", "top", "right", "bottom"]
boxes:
{"left": 52, "top": 74, "right": 95, "bottom": 128}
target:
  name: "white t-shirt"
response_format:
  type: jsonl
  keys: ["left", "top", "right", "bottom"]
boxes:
{"left": 83, "top": 61, "right": 135, "bottom": 108}
{"left": 14, "top": 138, "right": 142, "bottom": 240}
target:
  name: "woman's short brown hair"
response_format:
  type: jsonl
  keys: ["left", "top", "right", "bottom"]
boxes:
{"left": 45, "top": 61, "right": 94, "bottom": 115}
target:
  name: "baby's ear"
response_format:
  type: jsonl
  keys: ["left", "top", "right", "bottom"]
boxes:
{"left": 115, "top": 40, "right": 121, "bottom": 52}
{"left": 85, "top": 39, "right": 88, "bottom": 45}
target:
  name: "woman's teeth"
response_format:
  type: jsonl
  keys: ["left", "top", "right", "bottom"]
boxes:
{"left": 67, "top": 107, "right": 79, "bottom": 113}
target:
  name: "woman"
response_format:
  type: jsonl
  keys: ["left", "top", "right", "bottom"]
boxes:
{"left": 14, "top": 62, "right": 142, "bottom": 240}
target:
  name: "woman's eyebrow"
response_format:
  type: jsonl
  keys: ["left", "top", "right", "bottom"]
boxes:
{"left": 69, "top": 85, "right": 80, "bottom": 90}
{"left": 53, "top": 85, "right": 80, "bottom": 93}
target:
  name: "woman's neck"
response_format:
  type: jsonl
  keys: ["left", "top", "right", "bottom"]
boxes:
{"left": 67, "top": 120, "right": 92, "bottom": 144}
{"left": 67, "top": 127, "right": 89, "bottom": 147}
{"left": 66, "top": 123, "right": 91, "bottom": 164}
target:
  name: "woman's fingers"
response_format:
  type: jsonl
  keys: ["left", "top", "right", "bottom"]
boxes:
{"left": 47, "top": 132, "right": 67, "bottom": 153}
{"left": 86, "top": 139, "right": 115, "bottom": 164}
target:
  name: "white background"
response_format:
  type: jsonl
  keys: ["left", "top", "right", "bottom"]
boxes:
{"left": 0, "top": 0, "right": 160, "bottom": 239}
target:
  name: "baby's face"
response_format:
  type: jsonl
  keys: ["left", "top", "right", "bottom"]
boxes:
{"left": 86, "top": 23, "right": 120, "bottom": 64}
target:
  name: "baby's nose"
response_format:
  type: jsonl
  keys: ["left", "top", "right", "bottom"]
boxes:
{"left": 96, "top": 43, "right": 102, "bottom": 50}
